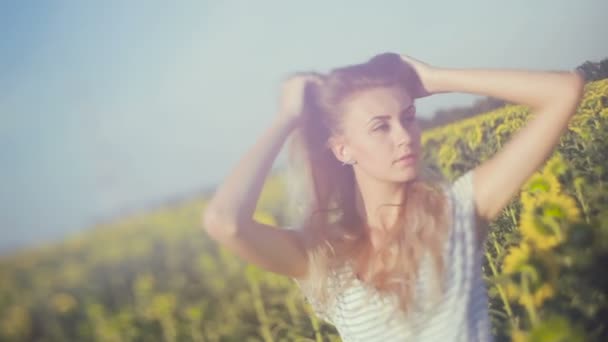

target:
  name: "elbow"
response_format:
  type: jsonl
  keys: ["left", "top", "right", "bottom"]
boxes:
{"left": 568, "top": 70, "right": 586, "bottom": 102}
{"left": 549, "top": 71, "right": 586, "bottom": 113}
{"left": 201, "top": 207, "right": 217, "bottom": 234}
{"left": 201, "top": 206, "right": 239, "bottom": 239}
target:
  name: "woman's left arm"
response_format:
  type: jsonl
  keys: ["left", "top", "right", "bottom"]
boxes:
{"left": 427, "top": 66, "right": 585, "bottom": 228}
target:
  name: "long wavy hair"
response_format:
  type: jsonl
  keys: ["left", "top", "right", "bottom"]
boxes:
{"left": 284, "top": 52, "right": 454, "bottom": 322}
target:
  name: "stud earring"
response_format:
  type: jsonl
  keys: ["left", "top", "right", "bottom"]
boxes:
{"left": 342, "top": 159, "right": 357, "bottom": 166}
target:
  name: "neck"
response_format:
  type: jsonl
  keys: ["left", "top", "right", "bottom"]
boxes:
{"left": 353, "top": 172, "right": 410, "bottom": 239}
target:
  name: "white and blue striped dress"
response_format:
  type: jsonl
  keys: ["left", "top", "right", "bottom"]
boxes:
{"left": 292, "top": 170, "right": 493, "bottom": 341}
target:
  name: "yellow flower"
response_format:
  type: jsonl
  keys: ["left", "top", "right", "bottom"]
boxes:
{"left": 438, "top": 144, "right": 458, "bottom": 168}
{"left": 543, "top": 153, "right": 568, "bottom": 177}
{"left": 519, "top": 218, "right": 562, "bottom": 251}
{"left": 502, "top": 242, "right": 559, "bottom": 308}
{"left": 465, "top": 125, "right": 484, "bottom": 150}
{"left": 520, "top": 172, "right": 562, "bottom": 205}
{"left": 1, "top": 305, "right": 31, "bottom": 338}
{"left": 518, "top": 283, "right": 555, "bottom": 308}
{"left": 502, "top": 242, "right": 531, "bottom": 275}
{"left": 527, "top": 315, "right": 587, "bottom": 341}
{"left": 532, "top": 283, "right": 554, "bottom": 307}
{"left": 511, "top": 328, "right": 529, "bottom": 342}
{"left": 519, "top": 193, "right": 581, "bottom": 250}
{"left": 50, "top": 293, "right": 77, "bottom": 314}
{"left": 503, "top": 242, "right": 532, "bottom": 301}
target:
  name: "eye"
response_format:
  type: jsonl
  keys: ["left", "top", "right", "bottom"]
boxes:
{"left": 373, "top": 123, "right": 389, "bottom": 132}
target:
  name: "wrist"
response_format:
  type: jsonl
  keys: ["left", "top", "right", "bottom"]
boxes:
{"left": 273, "top": 114, "right": 301, "bottom": 132}
{"left": 426, "top": 67, "right": 451, "bottom": 95}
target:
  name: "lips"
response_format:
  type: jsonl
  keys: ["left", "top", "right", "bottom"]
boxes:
{"left": 395, "top": 153, "right": 417, "bottom": 163}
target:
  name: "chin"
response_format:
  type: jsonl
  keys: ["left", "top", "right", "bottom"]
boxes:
{"left": 393, "top": 167, "right": 418, "bottom": 182}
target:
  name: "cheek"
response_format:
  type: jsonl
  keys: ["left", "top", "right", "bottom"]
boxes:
{"left": 407, "top": 124, "right": 423, "bottom": 148}
{"left": 356, "top": 137, "right": 394, "bottom": 163}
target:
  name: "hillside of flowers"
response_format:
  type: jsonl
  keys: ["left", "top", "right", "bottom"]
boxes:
{"left": 1, "top": 79, "right": 607, "bottom": 341}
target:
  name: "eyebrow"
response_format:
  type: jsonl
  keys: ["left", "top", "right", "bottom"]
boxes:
{"left": 367, "top": 104, "right": 415, "bottom": 125}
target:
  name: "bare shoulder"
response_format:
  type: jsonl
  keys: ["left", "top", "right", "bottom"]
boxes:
{"left": 449, "top": 169, "right": 491, "bottom": 248}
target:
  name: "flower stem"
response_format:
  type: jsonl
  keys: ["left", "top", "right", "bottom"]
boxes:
{"left": 521, "top": 273, "right": 539, "bottom": 327}
{"left": 485, "top": 250, "right": 515, "bottom": 323}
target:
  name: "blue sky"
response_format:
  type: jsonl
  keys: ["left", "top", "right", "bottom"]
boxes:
{"left": 1, "top": 0, "right": 606, "bottom": 253}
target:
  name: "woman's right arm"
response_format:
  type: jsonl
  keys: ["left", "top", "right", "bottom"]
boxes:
{"left": 202, "top": 76, "right": 317, "bottom": 279}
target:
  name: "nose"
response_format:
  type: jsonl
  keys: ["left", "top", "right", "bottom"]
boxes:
{"left": 394, "top": 121, "right": 415, "bottom": 149}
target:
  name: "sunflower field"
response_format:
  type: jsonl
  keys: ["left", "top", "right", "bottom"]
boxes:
{"left": 1, "top": 79, "right": 607, "bottom": 341}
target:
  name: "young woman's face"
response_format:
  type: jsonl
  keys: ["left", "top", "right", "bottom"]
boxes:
{"left": 335, "top": 86, "right": 422, "bottom": 182}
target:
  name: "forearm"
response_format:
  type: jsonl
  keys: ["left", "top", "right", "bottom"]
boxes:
{"left": 429, "top": 67, "right": 584, "bottom": 110}
{"left": 205, "top": 116, "right": 298, "bottom": 228}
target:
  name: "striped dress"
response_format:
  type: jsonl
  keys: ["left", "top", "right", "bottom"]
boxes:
{"left": 292, "top": 170, "right": 493, "bottom": 341}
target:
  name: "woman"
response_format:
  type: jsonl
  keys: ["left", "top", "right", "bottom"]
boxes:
{"left": 203, "top": 52, "right": 585, "bottom": 341}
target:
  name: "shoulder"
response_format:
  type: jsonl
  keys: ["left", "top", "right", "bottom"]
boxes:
{"left": 450, "top": 170, "right": 474, "bottom": 196}
{"left": 449, "top": 170, "right": 487, "bottom": 250}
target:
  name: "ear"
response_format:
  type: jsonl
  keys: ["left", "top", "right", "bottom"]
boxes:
{"left": 327, "top": 135, "right": 351, "bottom": 163}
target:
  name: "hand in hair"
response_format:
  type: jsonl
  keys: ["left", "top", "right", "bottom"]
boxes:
{"left": 277, "top": 72, "right": 324, "bottom": 125}
{"left": 399, "top": 54, "right": 441, "bottom": 98}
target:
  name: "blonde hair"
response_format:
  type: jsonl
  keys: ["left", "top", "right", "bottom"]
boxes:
{"left": 285, "top": 52, "right": 455, "bottom": 322}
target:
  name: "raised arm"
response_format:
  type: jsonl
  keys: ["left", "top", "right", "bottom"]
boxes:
{"left": 426, "top": 65, "right": 585, "bottom": 243}
{"left": 202, "top": 75, "right": 320, "bottom": 279}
